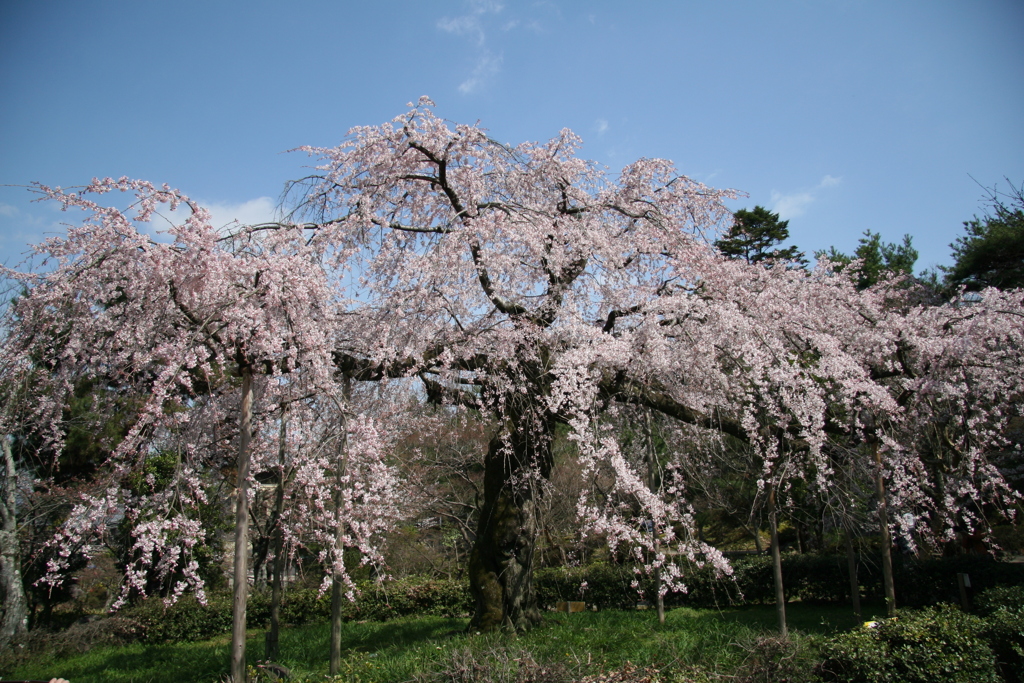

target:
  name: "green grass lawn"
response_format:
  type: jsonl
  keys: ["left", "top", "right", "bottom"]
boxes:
{"left": 4, "top": 603, "right": 879, "bottom": 683}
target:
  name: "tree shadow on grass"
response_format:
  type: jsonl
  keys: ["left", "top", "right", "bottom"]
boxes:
{"left": 272, "top": 616, "right": 470, "bottom": 672}
{"left": 10, "top": 640, "right": 231, "bottom": 683}
{"left": 14, "top": 618, "right": 471, "bottom": 683}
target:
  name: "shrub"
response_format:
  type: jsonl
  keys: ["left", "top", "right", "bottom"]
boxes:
{"left": 0, "top": 616, "right": 144, "bottom": 673}
{"left": 981, "top": 607, "right": 1024, "bottom": 683}
{"left": 975, "top": 584, "right": 1024, "bottom": 615}
{"left": 815, "top": 604, "right": 999, "bottom": 683}
{"left": 340, "top": 576, "right": 472, "bottom": 621}
{"left": 892, "top": 554, "right": 1024, "bottom": 607}
{"left": 732, "top": 634, "right": 818, "bottom": 683}
{"left": 535, "top": 564, "right": 638, "bottom": 611}
{"left": 124, "top": 593, "right": 235, "bottom": 643}
{"left": 975, "top": 585, "right": 1024, "bottom": 683}
{"left": 115, "top": 575, "right": 472, "bottom": 645}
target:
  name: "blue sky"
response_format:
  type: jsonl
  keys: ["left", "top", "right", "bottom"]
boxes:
{"left": 2, "top": 0, "right": 1022, "bottom": 273}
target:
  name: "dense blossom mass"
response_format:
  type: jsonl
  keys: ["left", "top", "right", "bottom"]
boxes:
{"left": 0, "top": 177, "right": 402, "bottom": 606}
{"left": 0, "top": 100, "right": 1020, "bottom": 641}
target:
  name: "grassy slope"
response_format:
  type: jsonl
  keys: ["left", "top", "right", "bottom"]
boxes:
{"left": 7, "top": 603, "right": 886, "bottom": 683}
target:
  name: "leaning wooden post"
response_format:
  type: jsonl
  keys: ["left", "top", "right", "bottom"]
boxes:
{"left": 231, "top": 366, "right": 254, "bottom": 683}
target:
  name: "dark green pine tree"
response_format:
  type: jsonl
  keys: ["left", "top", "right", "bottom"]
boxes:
{"left": 715, "top": 206, "right": 806, "bottom": 266}
{"left": 816, "top": 230, "right": 918, "bottom": 290}
{"left": 943, "top": 180, "right": 1024, "bottom": 291}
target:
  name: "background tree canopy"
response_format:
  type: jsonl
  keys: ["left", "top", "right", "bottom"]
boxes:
{"left": 715, "top": 206, "right": 806, "bottom": 266}
{"left": 943, "top": 180, "right": 1024, "bottom": 291}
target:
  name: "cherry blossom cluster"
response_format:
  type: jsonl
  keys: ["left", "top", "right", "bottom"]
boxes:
{"left": 3, "top": 99, "right": 1021, "bottom": 609}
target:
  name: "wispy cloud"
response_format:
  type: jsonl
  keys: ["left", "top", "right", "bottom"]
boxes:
{"left": 770, "top": 190, "right": 815, "bottom": 218}
{"left": 203, "top": 197, "right": 278, "bottom": 229}
{"left": 594, "top": 119, "right": 609, "bottom": 136}
{"left": 770, "top": 175, "right": 842, "bottom": 219}
{"left": 458, "top": 51, "right": 503, "bottom": 94}
{"left": 158, "top": 196, "right": 278, "bottom": 237}
{"left": 437, "top": 0, "right": 508, "bottom": 94}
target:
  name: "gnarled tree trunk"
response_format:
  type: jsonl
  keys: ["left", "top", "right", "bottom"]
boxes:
{"left": 0, "top": 437, "right": 28, "bottom": 648}
{"left": 467, "top": 406, "right": 553, "bottom": 632}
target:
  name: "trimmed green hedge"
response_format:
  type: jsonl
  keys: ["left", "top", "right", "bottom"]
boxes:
{"left": 535, "top": 553, "right": 1024, "bottom": 611}
{"left": 121, "top": 575, "right": 473, "bottom": 643}
{"left": 116, "top": 554, "right": 1024, "bottom": 644}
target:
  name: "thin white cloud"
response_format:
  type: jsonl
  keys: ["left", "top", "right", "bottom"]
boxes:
{"left": 438, "top": 0, "right": 504, "bottom": 44}
{"left": 458, "top": 51, "right": 503, "bottom": 94}
{"left": 771, "top": 190, "right": 816, "bottom": 219}
{"left": 437, "top": 0, "right": 509, "bottom": 93}
{"left": 770, "top": 175, "right": 842, "bottom": 219}
{"left": 437, "top": 15, "right": 487, "bottom": 45}
{"left": 0, "top": 203, "right": 18, "bottom": 218}
{"left": 158, "top": 197, "right": 278, "bottom": 237}
{"left": 203, "top": 197, "right": 278, "bottom": 229}
{"left": 595, "top": 119, "right": 609, "bottom": 135}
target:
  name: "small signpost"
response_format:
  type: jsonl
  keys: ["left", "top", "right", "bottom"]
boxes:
{"left": 556, "top": 601, "right": 586, "bottom": 613}
{"left": 957, "top": 573, "right": 972, "bottom": 611}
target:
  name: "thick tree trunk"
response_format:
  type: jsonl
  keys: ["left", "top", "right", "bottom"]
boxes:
{"left": 0, "top": 437, "right": 28, "bottom": 648}
{"left": 467, "top": 410, "right": 553, "bottom": 632}
{"left": 873, "top": 441, "right": 897, "bottom": 617}
{"left": 230, "top": 368, "right": 254, "bottom": 683}
{"left": 768, "top": 481, "right": 787, "bottom": 638}
{"left": 329, "top": 571, "right": 344, "bottom": 674}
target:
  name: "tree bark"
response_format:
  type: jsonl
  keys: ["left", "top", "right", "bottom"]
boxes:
{"left": 330, "top": 380, "right": 351, "bottom": 675}
{"left": 844, "top": 528, "right": 862, "bottom": 622}
{"left": 265, "top": 404, "right": 288, "bottom": 662}
{"left": 644, "top": 412, "right": 665, "bottom": 625}
{"left": 768, "top": 481, "right": 787, "bottom": 637}
{"left": 873, "top": 441, "right": 897, "bottom": 617}
{"left": 748, "top": 520, "right": 764, "bottom": 553}
{"left": 329, "top": 572, "right": 344, "bottom": 674}
{"left": 231, "top": 367, "right": 254, "bottom": 683}
{"left": 0, "top": 437, "right": 28, "bottom": 649}
{"left": 467, "top": 407, "right": 553, "bottom": 632}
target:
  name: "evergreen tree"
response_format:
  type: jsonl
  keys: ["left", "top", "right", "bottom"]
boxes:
{"left": 715, "top": 206, "right": 805, "bottom": 266}
{"left": 943, "top": 180, "right": 1024, "bottom": 291}
{"left": 817, "top": 230, "right": 918, "bottom": 290}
